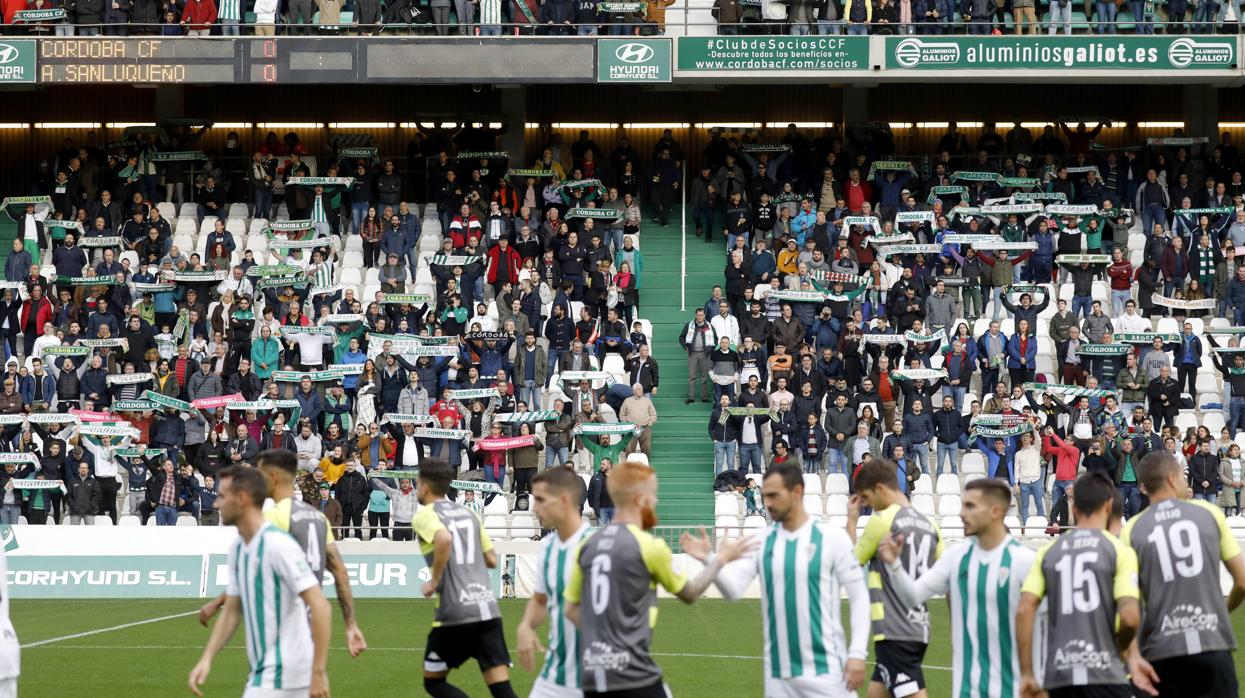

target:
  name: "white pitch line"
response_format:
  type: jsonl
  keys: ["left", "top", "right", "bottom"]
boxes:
{"left": 23, "top": 642, "right": 955, "bottom": 671}
{"left": 21, "top": 610, "right": 198, "bottom": 648}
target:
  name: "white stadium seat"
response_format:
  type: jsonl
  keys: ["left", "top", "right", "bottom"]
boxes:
{"left": 824, "top": 494, "right": 849, "bottom": 516}
{"left": 803, "top": 495, "right": 824, "bottom": 517}
{"left": 802, "top": 473, "right": 823, "bottom": 494}
{"left": 823, "top": 473, "right": 847, "bottom": 495}
{"left": 937, "top": 495, "right": 962, "bottom": 517}
{"left": 911, "top": 494, "right": 935, "bottom": 517}
{"left": 715, "top": 493, "right": 741, "bottom": 517}
{"left": 935, "top": 474, "right": 961, "bottom": 495}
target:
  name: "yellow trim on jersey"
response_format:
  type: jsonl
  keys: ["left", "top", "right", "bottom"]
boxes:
{"left": 855, "top": 503, "right": 900, "bottom": 565}
{"left": 867, "top": 571, "right": 882, "bottom": 590}
{"left": 870, "top": 602, "right": 885, "bottom": 621}
{"left": 1105, "top": 530, "right": 1140, "bottom": 601}
{"left": 1190, "top": 498, "right": 1243, "bottom": 561}
{"left": 1021, "top": 539, "right": 1057, "bottom": 599}
{"left": 564, "top": 538, "right": 588, "bottom": 605}
{"left": 412, "top": 505, "right": 445, "bottom": 556}
{"left": 264, "top": 497, "right": 336, "bottom": 543}
{"left": 633, "top": 524, "right": 687, "bottom": 596}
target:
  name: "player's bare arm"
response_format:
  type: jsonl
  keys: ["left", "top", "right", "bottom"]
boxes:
{"left": 515, "top": 592, "right": 549, "bottom": 672}
{"left": 325, "top": 542, "right": 367, "bottom": 657}
{"left": 674, "top": 527, "right": 755, "bottom": 603}
{"left": 484, "top": 548, "right": 498, "bottom": 568}
{"left": 421, "top": 528, "right": 452, "bottom": 598}
{"left": 197, "top": 592, "right": 227, "bottom": 627}
{"left": 1225, "top": 552, "right": 1245, "bottom": 612}
{"left": 188, "top": 595, "right": 241, "bottom": 697}
{"left": 300, "top": 583, "right": 333, "bottom": 698}
{"left": 1114, "top": 596, "right": 1140, "bottom": 654}
{"left": 1016, "top": 592, "right": 1042, "bottom": 698}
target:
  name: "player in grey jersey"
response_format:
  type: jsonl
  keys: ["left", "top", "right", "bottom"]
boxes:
{"left": 1018, "top": 472, "right": 1141, "bottom": 698}
{"left": 1121, "top": 453, "right": 1245, "bottom": 698}
{"left": 413, "top": 458, "right": 518, "bottom": 698}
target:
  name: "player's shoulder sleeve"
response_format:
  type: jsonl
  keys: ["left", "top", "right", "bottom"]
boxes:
{"left": 633, "top": 525, "right": 687, "bottom": 595}
{"left": 322, "top": 510, "right": 336, "bottom": 545}
{"left": 563, "top": 537, "right": 589, "bottom": 605}
{"left": 1021, "top": 539, "right": 1057, "bottom": 599}
{"left": 267, "top": 529, "right": 319, "bottom": 596}
{"left": 824, "top": 525, "right": 866, "bottom": 585}
{"left": 1119, "top": 506, "right": 1145, "bottom": 550}
{"left": 225, "top": 538, "right": 241, "bottom": 597}
{"left": 1106, "top": 531, "right": 1140, "bottom": 601}
{"left": 931, "top": 515, "right": 946, "bottom": 561}
{"left": 533, "top": 534, "right": 553, "bottom": 597}
{"left": 411, "top": 504, "right": 444, "bottom": 544}
{"left": 854, "top": 503, "right": 898, "bottom": 565}
{"left": 478, "top": 512, "right": 495, "bottom": 554}
{"left": 263, "top": 498, "right": 290, "bottom": 531}
{"left": 1190, "top": 498, "right": 1243, "bottom": 561}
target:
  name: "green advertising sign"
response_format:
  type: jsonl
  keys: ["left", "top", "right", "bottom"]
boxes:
{"left": 0, "top": 40, "right": 36, "bottom": 84}
{"left": 6, "top": 555, "right": 203, "bottom": 598}
{"left": 597, "top": 38, "right": 671, "bottom": 83}
{"left": 886, "top": 36, "right": 1236, "bottom": 70}
{"left": 677, "top": 36, "right": 868, "bottom": 71}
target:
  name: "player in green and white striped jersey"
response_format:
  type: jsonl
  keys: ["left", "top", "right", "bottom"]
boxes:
{"left": 190, "top": 466, "right": 332, "bottom": 698}
{"left": 876, "top": 478, "right": 1039, "bottom": 698}
{"left": 517, "top": 466, "right": 592, "bottom": 698}
{"left": 689, "top": 462, "right": 871, "bottom": 698}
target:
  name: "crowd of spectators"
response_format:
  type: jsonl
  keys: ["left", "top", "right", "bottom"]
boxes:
{"left": 696, "top": 120, "right": 1245, "bottom": 534}
{"left": 0, "top": 122, "right": 673, "bottom": 538}
{"left": 0, "top": 0, "right": 678, "bottom": 35}
{"left": 719, "top": 0, "right": 1245, "bottom": 35}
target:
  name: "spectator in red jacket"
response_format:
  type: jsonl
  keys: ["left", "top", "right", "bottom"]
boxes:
{"left": 1041, "top": 427, "right": 1081, "bottom": 509}
{"left": 180, "top": 0, "right": 216, "bottom": 34}
{"left": 19, "top": 285, "right": 54, "bottom": 358}
{"left": 485, "top": 238, "right": 522, "bottom": 296}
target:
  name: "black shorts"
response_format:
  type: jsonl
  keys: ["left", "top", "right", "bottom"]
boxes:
{"left": 1050, "top": 686, "right": 1131, "bottom": 698}
{"left": 423, "top": 617, "right": 510, "bottom": 673}
{"left": 1145, "top": 649, "right": 1239, "bottom": 698}
{"left": 871, "top": 640, "right": 926, "bottom": 697}
{"left": 585, "top": 680, "right": 672, "bottom": 698}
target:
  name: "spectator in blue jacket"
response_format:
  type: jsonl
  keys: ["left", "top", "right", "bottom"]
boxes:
{"left": 932, "top": 395, "right": 967, "bottom": 476}
{"left": 1005, "top": 319, "right": 1038, "bottom": 387}
{"left": 976, "top": 433, "right": 1017, "bottom": 484}
{"left": 901, "top": 398, "right": 934, "bottom": 475}
{"left": 796, "top": 411, "right": 828, "bottom": 475}
{"left": 150, "top": 408, "right": 186, "bottom": 467}
{"left": 19, "top": 358, "right": 58, "bottom": 411}
{"left": 295, "top": 376, "right": 323, "bottom": 427}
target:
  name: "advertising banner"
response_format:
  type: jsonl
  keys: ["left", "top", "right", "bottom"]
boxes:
{"left": 677, "top": 36, "right": 869, "bottom": 72}
{"left": 886, "top": 36, "right": 1236, "bottom": 70}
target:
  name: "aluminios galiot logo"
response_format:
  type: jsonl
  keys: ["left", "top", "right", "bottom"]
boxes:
{"left": 0, "top": 44, "right": 19, "bottom": 65}
{"left": 893, "top": 39, "right": 960, "bottom": 68}
{"left": 1167, "top": 38, "right": 1233, "bottom": 68}
{"left": 615, "top": 43, "right": 654, "bottom": 64}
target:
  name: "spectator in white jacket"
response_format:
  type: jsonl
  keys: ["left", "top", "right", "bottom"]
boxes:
{"left": 709, "top": 300, "right": 741, "bottom": 347}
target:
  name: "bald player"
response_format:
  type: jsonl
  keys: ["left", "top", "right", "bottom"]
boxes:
{"left": 199, "top": 449, "right": 367, "bottom": 658}
{"left": 1121, "top": 452, "right": 1245, "bottom": 698}
{"left": 564, "top": 456, "right": 752, "bottom": 697}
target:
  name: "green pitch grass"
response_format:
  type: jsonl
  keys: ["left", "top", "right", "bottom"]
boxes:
{"left": 13, "top": 598, "right": 1245, "bottom": 697}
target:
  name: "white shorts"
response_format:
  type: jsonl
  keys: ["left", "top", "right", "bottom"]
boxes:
{"left": 529, "top": 676, "right": 583, "bottom": 698}
{"left": 242, "top": 686, "right": 308, "bottom": 698}
{"left": 0, "top": 676, "right": 15, "bottom": 698}
{"left": 763, "top": 675, "right": 851, "bottom": 698}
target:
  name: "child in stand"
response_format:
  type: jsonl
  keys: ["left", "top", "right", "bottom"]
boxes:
{"left": 155, "top": 324, "right": 176, "bottom": 361}
{"left": 742, "top": 480, "right": 763, "bottom": 517}
{"left": 629, "top": 321, "right": 648, "bottom": 349}
{"left": 461, "top": 489, "right": 484, "bottom": 519}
